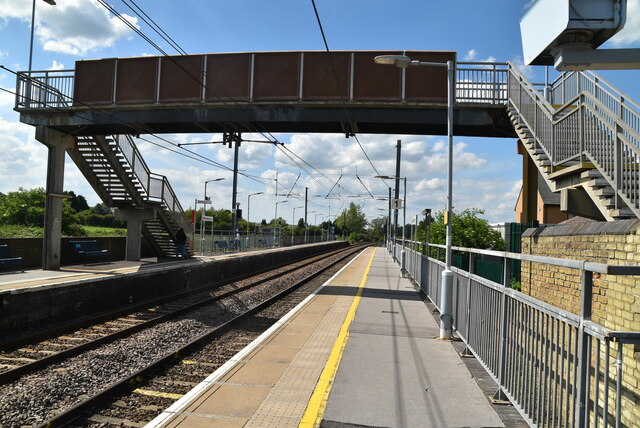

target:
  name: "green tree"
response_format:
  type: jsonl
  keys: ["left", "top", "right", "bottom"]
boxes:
{"left": 367, "top": 216, "right": 387, "bottom": 242}
{"left": 420, "top": 208, "right": 505, "bottom": 250}
{"left": 65, "top": 191, "right": 89, "bottom": 212}
{"left": 0, "top": 188, "right": 84, "bottom": 235}
{"left": 0, "top": 187, "right": 46, "bottom": 226}
{"left": 92, "top": 202, "right": 111, "bottom": 215}
{"left": 335, "top": 203, "right": 368, "bottom": 237}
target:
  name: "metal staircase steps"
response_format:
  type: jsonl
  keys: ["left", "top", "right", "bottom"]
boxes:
{"left": 505, "top": 69, "right": 640, "bottom": 221}
{"left": 68, "top": 135, "right": 192, "bottom": 258}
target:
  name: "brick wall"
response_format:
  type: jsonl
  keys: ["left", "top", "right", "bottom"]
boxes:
{"left": 521, "top": 219, "right": 640, "bottom": 425}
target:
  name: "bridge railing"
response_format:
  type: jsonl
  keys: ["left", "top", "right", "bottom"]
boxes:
{"left": 15, "top": 61, "right": 509, "bottom": 110}
{"left": 388, "top": 238, "right": 640, "bottom": 428}
{"left": 456, "top": 62, "right": 508, "bottom": 104}
{"left": 15, "top": 70, "right": 74, "bottom": 109}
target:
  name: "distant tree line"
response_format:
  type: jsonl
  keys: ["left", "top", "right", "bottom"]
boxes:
{"left": 0, "top": 188, "right": 124, "bottom": 236}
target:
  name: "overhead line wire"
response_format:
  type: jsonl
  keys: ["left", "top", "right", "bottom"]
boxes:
{"left": 309, "top": 0, "right": 388, "bottom": 185}
{"left": 109, "top": 0, "right": 378, "bottom": 207}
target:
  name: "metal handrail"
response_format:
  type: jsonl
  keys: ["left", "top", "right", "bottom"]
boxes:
{"left": 112, "top": 135, "right": 190, "bottom": 233}
{"left": 456, "top": 62, "right": 508, "bottom": 104}
{"left": 15, "top": 70, "right": 74, "bottom": 109}
{"left": 508, "top": 63, "right": 640, "bottom": 217}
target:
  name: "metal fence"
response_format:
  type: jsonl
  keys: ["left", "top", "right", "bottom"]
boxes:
{"left": 194, "top": 229, "right": 328, "bottom": 254}
{"left": 15, "top": 70, "right": 74, "bottom": 109}
{"left": 389, "top": 239, "right": 640, "bottom": 427}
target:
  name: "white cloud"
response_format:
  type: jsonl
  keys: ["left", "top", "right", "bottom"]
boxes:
{"left": 609, "top": 0, "right": 640, "bottom": 46}
{"left": 464, "top": 49, "right": 477, "bottom": 61}
{"left": 0, "top": 0, "right": 139, "bottom": 56}
{"left": 48, "top": 60, "right": 64, "bottom": 71}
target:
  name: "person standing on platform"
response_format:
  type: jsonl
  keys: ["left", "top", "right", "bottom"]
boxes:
{"left": 175, "top": 227, "right": 187, "bottom": 258}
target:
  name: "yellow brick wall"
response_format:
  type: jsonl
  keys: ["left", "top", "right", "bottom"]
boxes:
{"left": 521, "top": 221, "right": 640, "bottom": 425}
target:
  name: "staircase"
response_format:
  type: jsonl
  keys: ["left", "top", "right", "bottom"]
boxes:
{"left": 507, "top": 64, "right": 640, "bottom": 221}
{"left": 68, "top": 134, "right": 192, "bottom": 257}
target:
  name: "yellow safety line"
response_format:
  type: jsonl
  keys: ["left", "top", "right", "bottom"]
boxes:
{"left": 299, "top": 247, "right": 377, "bottom": 428}
{"left": 133, "top": 388, "right": 183, "bottom": 400}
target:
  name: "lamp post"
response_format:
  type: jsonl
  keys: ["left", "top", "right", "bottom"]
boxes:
{"left": 29, "top": 0, "right": 56, "bottom": 74}
{"left": 274, "top": 200, "right": 288, "bottom": 246}
{"left": 27, "top": 0, "right": 55, "bottom": 107}
{"left": 422, "top": 208, "right": 432, "bottom": 256}
{"left": 375, "top": 175, "right": 406, "bottom": 275}
{"left": 247, "top": 192, "right": 263, "bottom": 247}
{"left": 292, "top": 206, "right": 303, "bottom": 246}
{"left": 375, "top": 54, "right": 455, "bottom": 339}
{"left": 200, "top": 178, "right": 225, "bottom": 254}
{"left": 306, "top": 210, "right": 316, "bottom": 244}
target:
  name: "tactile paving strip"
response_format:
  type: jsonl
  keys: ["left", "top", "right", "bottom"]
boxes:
{"left": 157, "top": 247, "right": 374, "bottom": 427}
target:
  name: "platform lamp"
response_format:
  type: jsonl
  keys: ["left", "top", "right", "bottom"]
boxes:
{"left": 374, "top": 54, "right": 454, "bottom": 340}
{"left": 292, "top": 206, "right": 304, "bottom": 245}
{"left": 422, "top": 208, "right": 432, "bottom": 256}
{"left": 274, "top": 200, "right": 288, "bottom": 247}
{"left": 247, "top": 192, "right": 263, "bottom": 246}
{"left": 27, "top": 0, "right": 56, "bottom": 106}
{"left": 200, "top": 178, "right": 225, "bottom": 254}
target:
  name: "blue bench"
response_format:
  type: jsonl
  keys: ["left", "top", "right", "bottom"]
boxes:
{"left": 215, "top": 240, "right": 230, "bottom": 252}
{"left": 0, "top": 245, "right": 24, "bottom": 272}
{"left": 69, "top": 240, "right": 110, "bottom": 264}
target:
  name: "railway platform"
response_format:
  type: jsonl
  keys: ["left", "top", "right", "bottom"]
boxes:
{"left": 0, "top": 242, "right": 347, "bottom": 342}
{"left": 148, "top": 247, "right": 514, "bottom": 428}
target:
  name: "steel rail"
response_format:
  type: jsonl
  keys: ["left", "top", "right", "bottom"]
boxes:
{"left": 37, "top": 244, "right": 367, "bottom": 428}
{"left": 0, "top": 246, "right": 352, "bottom": 383}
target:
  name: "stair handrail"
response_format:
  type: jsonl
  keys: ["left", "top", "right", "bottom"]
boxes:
{"left": 506, "top": 63, "right": 556, "bottom": 161}
{"left": 508, "top": 63, "right": 640, "bottom": 218}
{"left": 112, "top": 135, "right": 191, "bottom": 233}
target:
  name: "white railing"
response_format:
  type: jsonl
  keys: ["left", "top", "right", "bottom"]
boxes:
{"left": 508, "top": 64, "right": 640, "bottom": 216}
{"left": 112, "top": 135, "right": 191, "bottom": 234}
{"left": 456, "top": 62, "right": 508, "bottom": 104}
{"left": 15, "top": 70, "right": 74, "bottom": 109}
{"left": 390, "top": 238, "right": 640, "bottom": 428}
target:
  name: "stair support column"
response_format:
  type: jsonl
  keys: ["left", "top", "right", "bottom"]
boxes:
{"left": 36, "top": 127, "right": 75, "bottom": 270}
{"left": 116, "top": 207, "right": 156, "bottom": 261}
{"left": 518, "top": 140, "right": 539, "bottom": 223}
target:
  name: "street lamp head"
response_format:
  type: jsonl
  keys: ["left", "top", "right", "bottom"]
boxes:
{"left": 43, "top": 0, "right": 56, "bottom": 4}
{"left": 374, "top": 55, "right": 412, "bottom": 68}
{"left": 206, "top": 177, "right": 225, "bottom": 183}
{"left": 251, "top": 192, "right": 264, "bottom": 196}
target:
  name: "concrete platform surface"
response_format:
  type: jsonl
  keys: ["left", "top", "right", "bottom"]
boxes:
{"left": 321, "top": 250, "right": 505, "bottom": 428}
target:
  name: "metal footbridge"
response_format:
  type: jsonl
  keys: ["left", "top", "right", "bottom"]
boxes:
{"left": 13, "top": 50, "right": 640, "bottom": 242}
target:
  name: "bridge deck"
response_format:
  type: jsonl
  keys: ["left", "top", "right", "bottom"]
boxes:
{"left": 15, "top": 52, "right": 515, "bottom": 138}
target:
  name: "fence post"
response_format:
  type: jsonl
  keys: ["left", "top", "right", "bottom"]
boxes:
{"left": 492, "top": 255, "right": 512, "bottom": 401}
{"left": 575, "top": 267, "right": 593, "bottom": 428}
{"left": 460, "top": 251, "right": 475, "bottom": 356}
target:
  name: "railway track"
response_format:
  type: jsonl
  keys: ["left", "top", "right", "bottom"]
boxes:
{"left": 0, "top": 245, "right": 353, "bottom": 384}
{"left": 0, "top": 244, "right": 367, "bottom": 427}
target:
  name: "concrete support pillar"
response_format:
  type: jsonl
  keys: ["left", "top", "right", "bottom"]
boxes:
{"left": 36, "top": 127, "right": 75, "bottom": 270}
{"left": 116, "top": 208, "right": 156, "bottom": 261}
{"left": 518, "top": 140, "right": 538, "bottom": 223}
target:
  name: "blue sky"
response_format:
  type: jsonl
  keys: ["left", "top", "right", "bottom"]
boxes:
{"left": 1, "top": 0, "right": 639, "bottom": 225}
